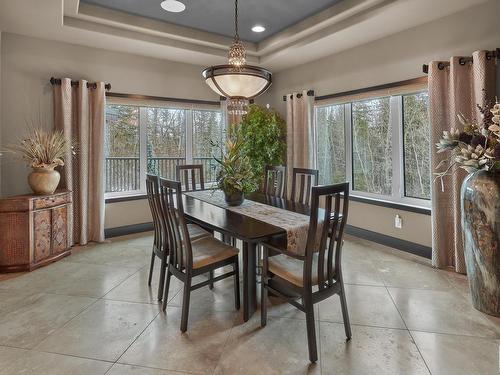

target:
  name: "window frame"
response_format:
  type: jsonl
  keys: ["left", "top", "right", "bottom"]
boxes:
{"left": 104, "top": 99, "right": 224, "bottom": 199}
{"left": 314, "top": 90, "right": 431, "bottom": 209}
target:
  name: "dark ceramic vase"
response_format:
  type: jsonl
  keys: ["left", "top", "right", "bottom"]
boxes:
{"left": 461, "top": 170, "right": 500, "bottom": 316}
{"left": 224, "top": 190, "right": 244, "bottom": 206}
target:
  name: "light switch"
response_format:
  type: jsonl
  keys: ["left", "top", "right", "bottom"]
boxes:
{"left": 395, "top": 214, "right": 403, "bottom": 229}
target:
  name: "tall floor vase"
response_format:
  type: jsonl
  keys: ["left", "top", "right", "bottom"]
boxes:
{"left": 461, "top": 170, "right": 500, "bottom": 316}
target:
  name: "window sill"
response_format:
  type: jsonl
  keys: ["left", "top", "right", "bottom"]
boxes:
{"left": 349, "top": 195, "right": 431, "bottom": 215}
{"left": 105, "top": 194, "right": 147, "bottom": 203}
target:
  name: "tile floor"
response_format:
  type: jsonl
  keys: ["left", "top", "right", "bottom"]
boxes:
{"left": 0, "top": 232, "right": 498, "bottom": 375}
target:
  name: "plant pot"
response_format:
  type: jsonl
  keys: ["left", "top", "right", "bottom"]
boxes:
{"left": 224, "top": 190, "right": 244, "bottom": 206}
{"left": 461, "top": 170, "right": 500, "bottom": 317}
{"left": 28, "top": 166, "right": 61, "bottom": 195}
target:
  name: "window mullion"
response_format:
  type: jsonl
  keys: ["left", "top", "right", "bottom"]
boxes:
{"left": 186, "top": 108, "right": 193, "bottom": 164}
{"left": 344, "top": 103, "right": 353, "bottom": 193}
{"left": 390, "top": 96, "right": 402, "bottom": 200}
{"left": 139, "top": 107, "right": 148, "bottom": 193}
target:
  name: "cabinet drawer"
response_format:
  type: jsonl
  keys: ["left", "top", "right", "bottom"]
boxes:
{"left": 34, "top": 193, "right": 70, "bottom": 210}
{"left": 33, "top": 210, "right": 52, "bottom": 262}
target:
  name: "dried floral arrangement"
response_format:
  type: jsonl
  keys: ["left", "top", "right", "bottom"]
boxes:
{"left": 435, "top": 99, "right": 500, "bottom": 188}
{"left": 5, "top": 128, "right": 75, "bottom": 169}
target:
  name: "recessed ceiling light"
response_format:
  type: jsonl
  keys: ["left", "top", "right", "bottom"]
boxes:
{"left": 161, "top": 0, "right": 186, "bottom": 13}
{"left": 251, "top": 25, "right": 266, "bottom": 33}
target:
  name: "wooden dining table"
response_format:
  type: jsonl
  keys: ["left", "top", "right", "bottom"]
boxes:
{"left": 181, "top": 191, "right": 311, "bottom": 321}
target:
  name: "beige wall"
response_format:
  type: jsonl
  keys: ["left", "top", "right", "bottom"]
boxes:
{"left": 257, "top": 0, "right": 500, "bottom": 248}
{"left": 0, "top": 32, "right": 219, "bottom": 228}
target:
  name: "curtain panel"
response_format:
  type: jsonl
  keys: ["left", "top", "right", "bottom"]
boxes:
{"left": 53, "top": 78, "right": 106, "bottom": 245}
{"left": 428, "top": 51, "right": 497, "bottom": 273}
{"left": 285, "top": 90, "right": 316, "bottom": 195}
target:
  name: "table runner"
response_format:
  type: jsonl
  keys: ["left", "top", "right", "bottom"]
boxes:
{"left": 185, "top": 190, "right": 323, "bottom": 256}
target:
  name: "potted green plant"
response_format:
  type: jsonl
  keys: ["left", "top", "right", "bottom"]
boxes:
{"left": 435, "top": 99, "right": 500, "bottom": 316}
{"left": 213, "top": 126, "right": 257, "bottom": 206}
{"left": 5, "top": 128, "right": 74, "bottom": 195}
{"left": 239, "top": 104, "right": 286, "bottom": 188}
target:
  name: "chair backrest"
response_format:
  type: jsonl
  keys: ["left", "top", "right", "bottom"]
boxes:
{"left": 304, "top": 183, "right": 349, "bottom": 291}
{"left": 146, "top": 174, "right": 165, "bottom": 252}
{"left": 263, "top": 165, "right": 286, "bottom": 198}
{"left": 176, "top": 164, "right": 205, "bottom": 192}
{"left": 158, "top": 178, "right": 193, "bottom": 271}
{"left": 290, "top": 168, "right": 319, "bottom": 205}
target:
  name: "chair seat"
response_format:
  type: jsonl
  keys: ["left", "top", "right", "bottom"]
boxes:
{"left": 267, "top": 253, "right": 333, "bottom": 287}
{"left": 187, "top": 224, "right": 211, "bottom": 240}
{"left": 192, "top": 236, "right": 239, "bottom": 269}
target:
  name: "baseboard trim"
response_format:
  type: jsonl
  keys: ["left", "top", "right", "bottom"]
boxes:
{"left": 104, "top": 222, "right": 431, "bottom": 259}
{"left": 345, "top": 225, "right": 431, "bottom": 259}
{"left": 104, "top": 222, "right": 153, "bottom": 238}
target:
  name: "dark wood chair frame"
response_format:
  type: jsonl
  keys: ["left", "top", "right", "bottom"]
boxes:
{"left": 176, "top": 164, "right": 205, "bottom": 192}
{"left": 159, "top": 178, "right": 240, "bottom": 332}
{"left": 290, "top": 168, "right": 319, "bottom": 206}
{"left": 263, "top": 165, "right": 287, "bottom": 199}
{"left": 260, "top": 183, "right": 352, "bottom": 362}
{"left": 146, "top": 174, "right": 169, "bottom": 301}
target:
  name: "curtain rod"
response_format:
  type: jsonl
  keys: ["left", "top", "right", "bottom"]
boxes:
{"left": 282, "top": 90, "right": 315, "bottom": 101}
{"left": 314, "top": 77, "right": 427, "bottom": 102}
{"left": 107, "top": 92, "right": 220, "bottom": 106}
{"left": 50, "top": 77, "right": 112, "bottom": 91}
{"left": 220, "top": 96, "right": 255, "bottom": 104}
{"left": 422, "top": 48, "right": 499, "bottom": 74}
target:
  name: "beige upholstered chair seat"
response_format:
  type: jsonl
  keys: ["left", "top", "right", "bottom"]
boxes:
{"left": 186, "top": 224, "right": 211, "bottom": 240}
{"left": 192, "top": 236, "right": 239, "bottom": 269}
{"left": 267, "top": 253, "right": 331, "bottom": 287}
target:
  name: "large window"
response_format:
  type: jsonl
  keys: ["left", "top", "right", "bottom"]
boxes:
{"left": 105, "top": 101, "right": 224, "bottom": 197}
{"left": 315, "top": 90, "right": 430, "bottom": 207}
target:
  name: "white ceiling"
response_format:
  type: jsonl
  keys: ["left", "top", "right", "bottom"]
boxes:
{"left": 0, "top": 0, "right": 489, "bottom": 71}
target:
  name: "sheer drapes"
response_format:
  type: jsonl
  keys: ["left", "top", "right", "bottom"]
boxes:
{"left": 428, "top": 51, "right": 497, "bottom": 273}
{"left": 53, "top": 78, "right": 106, "bottom": 245}
{"left": 285, "top": 90, "right": 315, "bottom": 195}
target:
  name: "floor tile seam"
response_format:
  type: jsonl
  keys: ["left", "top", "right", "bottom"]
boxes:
{"left": 385, "top": 285, "right": 433, "bottom": 375}
{"left": 100, "top": 265, "right": 148, "bottom": 299}
{"left": 59, "top": 259, "right": 145, "bottom": 271}
{"left": 318, "top": 319, "right": 408, "bottom": 331}
{"left": 408, "top": 328, "right": 500, "bottom": 340}
{"left": 113, "top": 310, "right": 162, "bottom": 366}
{"left": 21, "top": 346, "right": 116, "bottom": 364}
{"left": 112, "top": 361, "right": 202, "bottom": 375}
{"left": 210, "top": 312, "right": 240, "bottom": 375}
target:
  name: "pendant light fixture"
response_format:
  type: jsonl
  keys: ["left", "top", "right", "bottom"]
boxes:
{"left": 202, "top": 0, "right": 272, "bottom": 115}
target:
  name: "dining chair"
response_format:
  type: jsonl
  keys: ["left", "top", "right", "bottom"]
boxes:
{"left": 146, "top": 174, "right": 210, "bottom": 301}
{"left": 159, "top": 178, "right": 240, "bottom": 332}
{"left": 176, "top": 164, "right": 205, "bottom": 192}
{"left": 290, "top": 168, "right": 319, "bottom": 206}
{"left": 263, "top": 165, "right": 286, "bottom": 199}
{"left": 260, "top": 182, "right": 351, "bottom": 362}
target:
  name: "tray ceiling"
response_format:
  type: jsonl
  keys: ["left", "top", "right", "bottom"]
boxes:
{"left": 80, "top": 0, "right": 342, "bottom": 42}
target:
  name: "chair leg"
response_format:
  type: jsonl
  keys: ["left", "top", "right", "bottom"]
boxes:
{"left": 161, "top": 266, "right": 171, "bottom": 312}
{"left": 304, "top": 296, "right": 318, "bottom": 363}
{"left": 208, "top": 270, "right": 214, "bottom": 290}
{"left": 339, "top": 281, "right": 352, "bottom": 340}
{"left": 233, "top": 261, "right": 240, "bottom": 310}
{"left": 147, "top": 251, "right": 155, "bottom": 286}
{"left": 157, "top": 257, "right": 166, "bottom": 301}
{"left": 260, "top": 247, "right": 268, "bottom": 327}
{"left": 180, "top": 276, "right": 192, "bottom": 332}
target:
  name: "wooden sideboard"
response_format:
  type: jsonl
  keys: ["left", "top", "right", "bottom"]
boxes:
{"left": 0, "top": 190, "right": 73, "bottom": 272}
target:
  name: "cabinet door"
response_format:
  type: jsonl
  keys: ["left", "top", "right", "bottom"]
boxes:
{"left": 33, "top": 210, "right": 52, "bottom": 262}
{"left": 52, "top": 206, "right": 68, "bottom": 254}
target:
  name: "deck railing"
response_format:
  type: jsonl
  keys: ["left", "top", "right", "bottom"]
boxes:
{"left": 105, "top": 156, "right": 218, "bottom": 192}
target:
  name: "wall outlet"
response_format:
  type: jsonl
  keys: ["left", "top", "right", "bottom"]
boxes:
{"left": 395, "top": 214, "right": 403, "bottom": 229}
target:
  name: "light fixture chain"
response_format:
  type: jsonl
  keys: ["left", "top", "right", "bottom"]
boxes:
{"left": 235, "top": 0, "right": 239, "bottom": 40}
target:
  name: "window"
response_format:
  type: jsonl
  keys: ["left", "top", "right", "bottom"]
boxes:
{"left": 403, "top": 92, "right": 431, "bottom": 200}
{"left": 315, "top": 89, "right": 431, "bottom": 207}
{"left": 105, "top": 100, "right": 224, "bottom": 197}
{"left": 352, "top": 98, "right": 392, "bottom": 195}
{"left": 316, "top": 104, "right": 345, "bottom": 184}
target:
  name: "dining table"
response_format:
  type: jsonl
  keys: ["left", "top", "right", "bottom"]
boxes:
{"left": 181, "top": 191, "right": 312, "bottom": 322}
